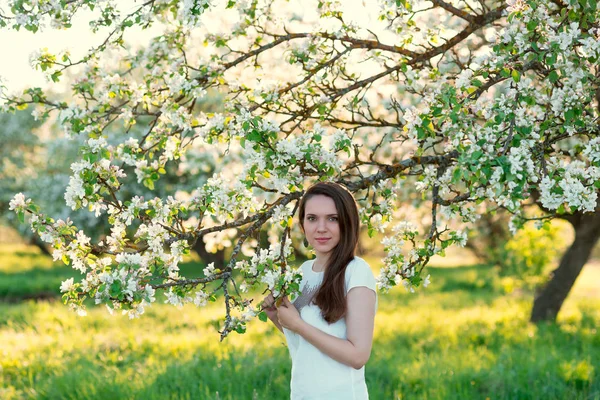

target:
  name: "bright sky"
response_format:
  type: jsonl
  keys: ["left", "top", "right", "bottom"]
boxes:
{"left": 0, "top": 17, "right": 101, "bottom": 91}
{"left": 0, "top": 3, "right": 162, "bottom": 92}
{"left": 0, "top": 0, "right": 381, "bottom": 93}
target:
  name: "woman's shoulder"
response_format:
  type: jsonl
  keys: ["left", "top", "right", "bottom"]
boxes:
{"left": 299, "top": 259, "right": 314, "bottom": 273}
{"left": 346, "top": 256, "right": 371, "bottom": 272}
{"left": 344, "top": 256, "right": 375, "bottom": 279}
{"left": 344, "top": 256, "right": 377, "bottom": 293}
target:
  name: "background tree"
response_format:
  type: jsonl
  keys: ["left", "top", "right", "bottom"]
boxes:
{"left": 0, "top": 110, "right": 47, "bottom": 251}
{"left": 1, "top": 0, "right": 598, "bottom": 338}
{"left": 0, "top": 105, "right": 231, "bottom": 266}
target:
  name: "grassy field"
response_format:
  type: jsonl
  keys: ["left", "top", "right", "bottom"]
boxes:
{"left": 0, "top": 244, "right": 599, "bottom": 399}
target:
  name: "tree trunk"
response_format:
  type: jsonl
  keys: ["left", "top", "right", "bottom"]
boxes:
{"left": 29, "top": 234, "right": 52, "bottom": 257}
{"left": 192, "top": 239, "right": 226, "bottom": 269}
{"left": 530, "top": 210, "right": 600, "bottom": 323}
{"left": 465, "top": 211, "right": 511, "bottom": 264}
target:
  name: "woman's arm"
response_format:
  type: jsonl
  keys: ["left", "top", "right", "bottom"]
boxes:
{"left": 278, "top": 287, "right": 376, "bottom": 369}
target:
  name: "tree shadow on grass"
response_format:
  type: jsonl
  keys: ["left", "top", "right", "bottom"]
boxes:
{"left": 377, "top": 265, "right": 507, "bottom": 313}
{"left": 0, "top": 259, "right": 208, "bottom": 303}
{"left": 0, "top": 266, "right": 77, "bottom": 302}
{"left": 426, "top": 264, "right": 500, "bottom": 294}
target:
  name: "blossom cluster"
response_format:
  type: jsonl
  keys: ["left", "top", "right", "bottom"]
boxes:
{"left": 235, "top": 240, "right": 302, "bottom": 299}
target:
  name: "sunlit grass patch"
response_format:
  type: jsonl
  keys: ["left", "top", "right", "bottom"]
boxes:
{"left": 0, "top": 299, "right": 291, "bottom": 400}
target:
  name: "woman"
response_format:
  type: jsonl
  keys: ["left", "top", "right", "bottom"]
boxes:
{"left": 262, "top": 182, "right": 378, "bottom": 399}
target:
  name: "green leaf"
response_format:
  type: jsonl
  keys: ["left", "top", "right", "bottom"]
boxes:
{"left": 471, "top": 150, "right": 483, "bottom": 161}
{"left": 247, "top": 130, "right": 262, "bottom": 142}
{"left": 258, "top": 311, "right": 268, "bottom": 322}
{"left": 109, "top": 281, "right": 122, "bottom": 297}
{"left": 51, "top": 71, "right": 62, "bottom": 82}
{"left": 511, "top": 69, "right": 520, "bottom": 83}
{"left": 143, "top": 179, "right": 155, "bottom": 190}
{"left": 84, "top": 152, "right": 98, "bottom": 163}
{"left": 564, "top": 109, "right": 575, "bottom": 122}
{"left": 235, "top": 324, "right": 246, "bottom": 334}
{"left": 452, "top": 168, "right": 462, "bottom": 182}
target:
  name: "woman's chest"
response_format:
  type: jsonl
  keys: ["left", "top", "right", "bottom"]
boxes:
{"left": 293, "top": 271, "right": 347, "bottom": 338}
{"left": 299, "top": 301, "right": 347, "bottom": 339}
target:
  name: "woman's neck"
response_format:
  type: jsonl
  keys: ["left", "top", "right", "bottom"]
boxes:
{"left": 312, "top": 254, "right": 330, "bottom": 272}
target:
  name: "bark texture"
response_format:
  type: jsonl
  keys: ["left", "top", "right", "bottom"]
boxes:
{"left": 530, "top": 210, "right": 600, "bottom": 322}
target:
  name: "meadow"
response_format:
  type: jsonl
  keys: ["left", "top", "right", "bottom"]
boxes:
{"left": 1, "top": 244, "right": 599, "bottom": 400}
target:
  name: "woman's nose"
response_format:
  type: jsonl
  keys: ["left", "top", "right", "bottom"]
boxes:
{"left": 317, "top": 219, "right": 327, "bottom": 231}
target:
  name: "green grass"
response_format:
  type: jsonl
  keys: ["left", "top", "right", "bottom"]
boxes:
{"left": 0, "top": 244, "right": 73, "bottom": 301}
{"left": 0, "top": 246, "right": 599, "bottom": 399}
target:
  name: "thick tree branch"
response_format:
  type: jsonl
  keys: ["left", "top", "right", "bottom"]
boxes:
{"left": 430, "top": 0, "right": 476, "bottom": 23}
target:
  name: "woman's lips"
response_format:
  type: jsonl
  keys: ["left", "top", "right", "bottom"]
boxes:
{"left": 315, "top": 238, "right": 330, "bottom": 244}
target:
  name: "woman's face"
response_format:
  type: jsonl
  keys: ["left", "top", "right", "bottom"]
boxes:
{"left": 303, "top": 194, "right": 341, "bottom": 258}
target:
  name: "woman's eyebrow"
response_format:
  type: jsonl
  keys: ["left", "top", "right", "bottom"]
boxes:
{"left": 306, "top": 213, "right": 339, "bottom": 216}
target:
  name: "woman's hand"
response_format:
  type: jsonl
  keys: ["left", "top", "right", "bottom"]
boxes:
{"left": 277, "top": 296, "right": 302, "bottom": 333}
{"left": 261, "top": 293, "right": 279, "bottom": 321}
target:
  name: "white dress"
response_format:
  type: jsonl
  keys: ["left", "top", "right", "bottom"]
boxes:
{"left": 283, "top": 256, "right": 378, "bottom": 400}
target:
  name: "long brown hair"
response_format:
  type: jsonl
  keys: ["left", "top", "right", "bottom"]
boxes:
{"left": 298, "top": 182, "right": 360, "bottom": 323}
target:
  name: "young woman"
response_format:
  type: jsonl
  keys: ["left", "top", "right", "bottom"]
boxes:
{"left": 262, "top": 182, "right": 378, "bottom": 399}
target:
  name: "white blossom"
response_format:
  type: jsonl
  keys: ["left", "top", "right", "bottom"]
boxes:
{"left": 60, "top": 278, "right": 75, "bottom": 293}
{"left": 9, "top": 193, "right": 29, "bottom": 210}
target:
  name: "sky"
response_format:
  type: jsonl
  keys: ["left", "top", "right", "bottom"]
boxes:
{"left": 0, "top": 3, "right": 161, "bottom": 92}
{"left": 0, "top": 18, "right": 101, "bottom": 91}
{"left": 0, "top": 0, "right": 379, "bottom": 93}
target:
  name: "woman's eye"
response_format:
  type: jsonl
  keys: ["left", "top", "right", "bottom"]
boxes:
{"left": 307, "top": 216, "right": 315, "bottom": 221}
{"left": 329, "top": 217, "right": 338, "bottom": 222}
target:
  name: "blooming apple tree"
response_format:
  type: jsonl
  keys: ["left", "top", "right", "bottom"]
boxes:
{"left": 1, "top": 0, "right": 599, "bottom": 336}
